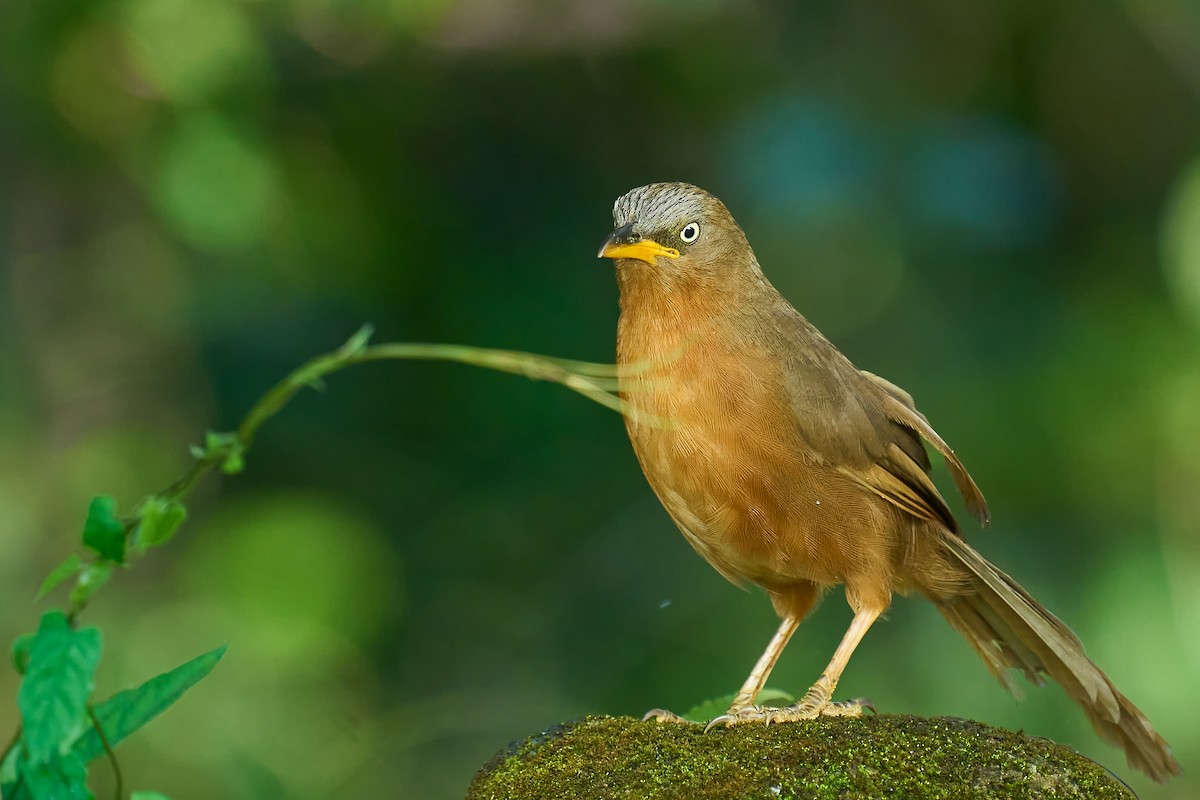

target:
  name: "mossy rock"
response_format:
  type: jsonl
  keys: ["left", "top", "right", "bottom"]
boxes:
{"left": 467, "top": 714, "right": 1134, "bottom": 799}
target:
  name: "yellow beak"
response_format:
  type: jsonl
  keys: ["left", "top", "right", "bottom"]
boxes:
{"left": 597, "top": 224, "right": 680, "bottom": 264}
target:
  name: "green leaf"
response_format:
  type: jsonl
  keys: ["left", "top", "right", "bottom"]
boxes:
{"left": 11, "top": 632, "right": 34, "bottom": 675}
{"left": 71, "top": 644, "right": 227, "bottom": 763}
{"left": 133, "top": 497, "right": 188, "bottom": 550}
{"left": 17, "top": 611, "right": 102, "bottom": 766}
{"left": 191, "top": 431, "right": 244, "bottom": 475}
{"left": 67, "top": 564, "right": 113, "bottom": 611}
{"left": 218, "top": 450, "right": 244, "bottom": 475}
{"left": 37, "top": 555, "right": 84, "bottom": 601}
{"left": 338, "top": 323, "right": 374, "bottom": 357}
{"left": 81, "top": 497, "right": 125, "bottom": 564}
{"left": 680, "top": 688, "right": 795, "bottom": 723}
{"left": 131, "top": 793, "right": 171, "bottom": 800}
{"left": 17, "top": 750, "right": 92, "bottom": 800}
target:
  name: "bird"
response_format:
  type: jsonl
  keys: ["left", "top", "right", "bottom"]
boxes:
{"left": 596, "top": 181, "right": 1179, "bottom": 783}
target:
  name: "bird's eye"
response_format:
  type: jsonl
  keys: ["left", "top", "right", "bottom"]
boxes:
{"left": 679, "top": 222, "right": 700, "bottom": 243}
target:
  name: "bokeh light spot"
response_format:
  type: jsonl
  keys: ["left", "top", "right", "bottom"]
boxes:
{"left": 1163, "top": 156, "right": 1200, "bottom": 327}
{"left": 726, "top": 98, "right": 871, "bottom": 223}
{"left": 908, "top": 119, "right": 1058, "bottom": 249}
{"left": 184, "top": 493, "right": 403, "bottom": 657}
{"left": 121, "top": 0, "right": 263, "bottom": 104}
{"left": 156, "top": 116, "right": 281, "bottom": 251}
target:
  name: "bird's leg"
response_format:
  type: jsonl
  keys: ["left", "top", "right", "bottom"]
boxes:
{"left": 765, "top": 606, "right": 882, "bottom": 723}
{"left": 707, "top": 607, "right": 881, "bottom": 728}
{"left": 699, "top": 615, "right": 801, "bottom": 729}
{"left": 645, "top": 614, "right": 800, "bottom": 725}
{"left": 729, "top": 614, "right": 802, "bottom": 709}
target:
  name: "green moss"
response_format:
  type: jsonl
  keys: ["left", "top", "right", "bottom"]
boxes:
{"left": 467, "top": 715, "right": 1134, "bottom": 799}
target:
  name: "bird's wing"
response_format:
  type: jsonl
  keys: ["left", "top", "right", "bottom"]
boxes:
{"left": 776, "top": 314, "right": 989, "bottom": 531}
{"left": 864, "top": 369, "right": 990, "bottom": 527}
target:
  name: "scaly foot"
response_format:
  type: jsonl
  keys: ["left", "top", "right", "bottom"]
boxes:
{"left": 703, "top": 676, "right": 875, "bottom": 731}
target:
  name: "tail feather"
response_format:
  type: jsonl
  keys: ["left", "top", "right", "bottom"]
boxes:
{"left": 939, "top": 587, "right": 1042, "bottom": 694}
{"left": 931, "top": 534, "right": 1180, "bottom": 784}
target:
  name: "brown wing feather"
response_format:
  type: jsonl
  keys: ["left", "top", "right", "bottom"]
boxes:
{"left": 840, "top": 443, "right": 957, "bottom": 531}
{"left": 874, "top": 390, "right": 990, "bottom": 527}
{"left": 775, "top": 311, "right": 986, "bottom": 532}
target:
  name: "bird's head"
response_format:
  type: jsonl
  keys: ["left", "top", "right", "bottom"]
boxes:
{"left": 597, "top": 183, "right": 751, "bottom": 276}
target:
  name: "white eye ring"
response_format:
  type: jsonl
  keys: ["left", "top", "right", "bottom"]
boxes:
{"left": 680, "top": 222, "right": 700, "bottom": 243}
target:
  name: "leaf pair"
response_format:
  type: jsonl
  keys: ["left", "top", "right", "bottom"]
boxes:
{"left": 37, "top": 494, "right": 189, "bottom": 617}
{"left": 80, "top": 494, "right": 190, "bottom": 567}
{"left": 2, "top": 611, "right": 224, "bottom": 800}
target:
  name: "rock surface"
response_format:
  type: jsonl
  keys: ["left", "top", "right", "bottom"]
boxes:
{"left": 467, "top": 714, "right": 1134, "bottom": 799}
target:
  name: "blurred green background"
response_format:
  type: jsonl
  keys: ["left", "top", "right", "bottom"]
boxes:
{"left": 2, "top": 0, "right": 1199, "bottom": 797}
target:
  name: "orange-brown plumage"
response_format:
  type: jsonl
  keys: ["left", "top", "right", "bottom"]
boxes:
{"left": 600, "top": 181, "right": 1179, "bottom": 783}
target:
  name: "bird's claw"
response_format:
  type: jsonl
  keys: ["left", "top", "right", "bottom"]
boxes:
{"left": 645, "top": 692, "right": 875, "bottom": 730}
{"left": 703, "top": 695, "right": 876, "bottom": 730}
{"left": 849, "top": 697, "right": 877, "bottom": 715}
{"left": 703, "top": 706, "right": 766, "bottom": 732}
{"left": 642, "top": 708, "right": 694, "bottom": 724}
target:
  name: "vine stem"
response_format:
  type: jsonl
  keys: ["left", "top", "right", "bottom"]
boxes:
{"left": 87, "top": 706, "right": 121, "bottom": 800}
{"left": 7, "top": 325, "right": 651, "bottom": 794}
{"left": 162, "top": 326, "right": 635, "bottom": 507}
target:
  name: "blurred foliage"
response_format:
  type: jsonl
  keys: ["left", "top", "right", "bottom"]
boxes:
{"left": 2, "top": 328, "right": 623, "bottom": 798}
{"left": 1, "top": 0, "right": 1199, "bottom": 797}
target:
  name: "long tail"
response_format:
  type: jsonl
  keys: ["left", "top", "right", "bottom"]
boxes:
{"left": 930, "top": 533, "right": 1180, "bottom": 783}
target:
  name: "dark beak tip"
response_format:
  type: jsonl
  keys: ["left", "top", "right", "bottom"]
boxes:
{"left": 598, "top": 223, "right": 636, "bottom": 258}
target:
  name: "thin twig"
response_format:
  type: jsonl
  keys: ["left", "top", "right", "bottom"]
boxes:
{"left": 144, "top": 331, "right": 637, "bottom": 510}
{"left": 87, "top": 706, "right": 122, "bottom": 800}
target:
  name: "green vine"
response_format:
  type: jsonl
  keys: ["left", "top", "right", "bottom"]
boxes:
{"left": 1, "top": 325, "right": 625, "bottom": 800}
